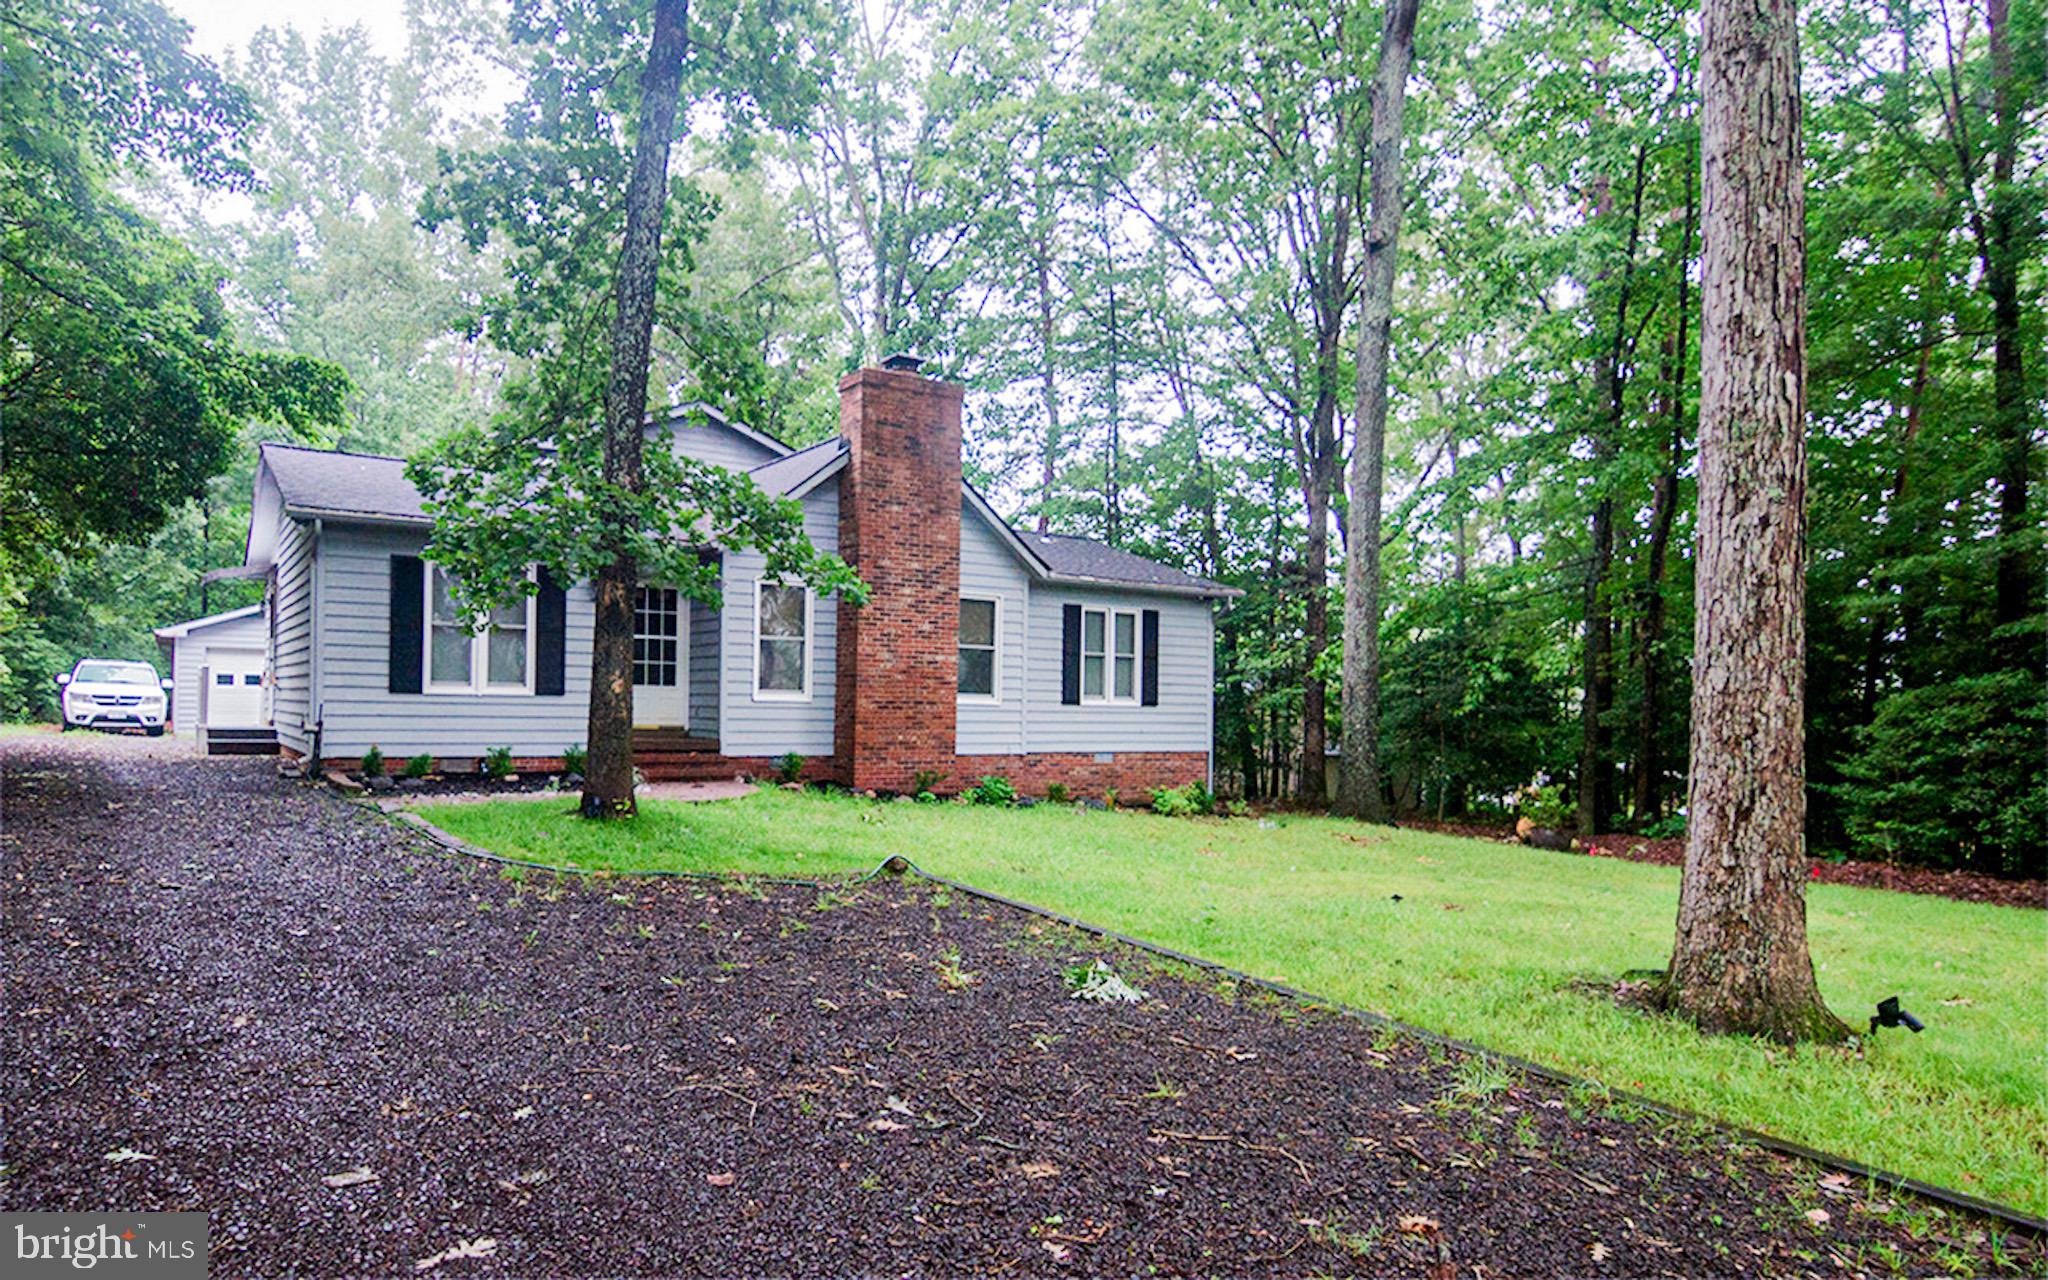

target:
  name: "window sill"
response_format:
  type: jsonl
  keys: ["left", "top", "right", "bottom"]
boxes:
{"left": 751, "top": 689, "right": 813, "bottom": 704}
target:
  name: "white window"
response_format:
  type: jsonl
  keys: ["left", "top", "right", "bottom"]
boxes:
{"left": 426, "top": 564, "right": 533, "bottom": 694}
{"left": 754, "top": 581, "right": 810, "bottom": 700}
{"left": 1082, "top": 606, "right": 1139, "bottom": 704}
{"left": 958, "top": 597, "right": 999, "bottom": 700}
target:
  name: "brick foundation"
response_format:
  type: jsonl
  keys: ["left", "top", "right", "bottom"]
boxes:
{"left": 834, "top": 365, "right": 964, "bottom": 793}
{"left": 951, "top": 752, "right": 1210, "bottom": 801}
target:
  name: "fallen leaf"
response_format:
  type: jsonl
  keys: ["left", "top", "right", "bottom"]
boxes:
{"left": 511, "top": 1106, "right": 534, "bottom": 1120}
{"left": 1397, "top": 1214, "right": 1440, "bottom": 1235}
{"left": 1019, "top": 1161, "right": 1061, "bottom": 1179}
{"left": 321, "top": 1166, "right": 377, "bottom": 1189}
{"left": 868, "top": 1117, "right": 909, "bottom": 1132}
{"left": 102, "top": 1149, "right": 155, "bottom": 1164}
{"left": 1589, "top": 1241, "right": 1611, "bottom": 1262}
{"left": 1041, "top": 1241, "right": 1072, "bottom": 1263}
{"left": 1804, "top": 1208, "right": 1831, "bottom": 1226}
{"left": 1817, "top": 1173, "right": 1853, "bottom": 1197}
{"left": 414, "top": 1238, "right": 496, "bottom": 1272}
{"left": 706, "top": 1171, "right": 737, "bottom": 1187}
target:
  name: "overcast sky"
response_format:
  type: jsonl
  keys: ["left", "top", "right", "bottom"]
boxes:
{"left": 168, "top": 0, "right": 412, "bottom": 60}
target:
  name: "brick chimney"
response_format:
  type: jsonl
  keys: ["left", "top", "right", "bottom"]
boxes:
{"left": 833, "top": 361, "right": 964, "bottom": 792}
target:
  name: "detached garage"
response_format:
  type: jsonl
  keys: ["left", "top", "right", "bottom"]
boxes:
{"left": 154, "top": 604, "right": 276, "bottom": 753}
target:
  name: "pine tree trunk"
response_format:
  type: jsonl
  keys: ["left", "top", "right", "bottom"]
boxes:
{"left": 581, "top": 0, "right": 689, "bottom": 820}
{"left": 1664, "top": 0, "right": 1846, "bottom": 1042}
{"left": 1337, "top": 0, "right": 1420, "bottom": 822}
{"left": 1983, "top": 0, "right": 2036, "bottom": 655}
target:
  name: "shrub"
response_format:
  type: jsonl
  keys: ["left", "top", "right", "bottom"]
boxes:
{"left": 911, "top": 767, "right": 949, "bottom": 796}
{"left": 1225, "top": 798, "right": 1250, "bottom": 818}
{"left": 359, "top": 745, "right": 385, "bottom": 778}
{"left": 1102, "top": 787, "right": 1119, "bottom": 810}
{"left": 1149, "top": 781, "right": 1214, "bottom": 817}
{"left": 562, "top": 743, "right": 587, "bottom": 776}
{"left": 483, "top": 746, "right": 514, "bottom": 779}
{"left": 1642, "top": 811, "right": 1685, "bottom": 840}
{"left": 775, "top": 751, "right": 806, "bottom": 784}
{"left": 1044, "top": 781, "right": 1070, "bottom": 805}
{"left": 1517, "top": 782, "right": 1573, "bottom": 831}
{"left": 401, "top": 752, "right": 434, "bottom": 779}
{"left": 966, "top": 774, "right": 1016, "bottom": 806}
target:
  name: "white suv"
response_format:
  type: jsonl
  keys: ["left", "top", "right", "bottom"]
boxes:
{"left": 58, "top": 659, "right": 171, "bottom": 736}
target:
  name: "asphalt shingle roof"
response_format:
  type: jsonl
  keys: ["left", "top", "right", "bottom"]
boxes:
{"left": 1018, "top": 531, "right": 1235, "bottom": 596}
{"left": 748, "top": 437, "right": 847, "bottom": 497}
{"left": 262, "top": 443, "right": 427, "bottom": 522}
{"left": 259, "top": 440, "right": 1235, "bottom": 596}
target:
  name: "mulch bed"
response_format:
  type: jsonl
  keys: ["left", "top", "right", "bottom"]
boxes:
{"left": 1402, "top": 819, "right": 2048, "bottom": 911}
{"left": 5, "top": 735, "right": 2040, "bottom": 1277}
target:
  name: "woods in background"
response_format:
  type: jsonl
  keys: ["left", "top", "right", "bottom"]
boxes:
{"left": 3, "top": 0, "right": 2040, "bottom": 876}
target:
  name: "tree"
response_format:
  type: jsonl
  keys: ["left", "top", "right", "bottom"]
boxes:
{"left": 1336, "top": 0, "right": 1421, "bottom": 822}
{"left": 414, "top": 0, "right": 863, "bottom": 819}
{"left": 0, "top": 0, "right": 347, "bottom": 584}
{"left": 1663, "top": 0, "right": 1845, "bottom": 1042}
{"left": 583, "top": 0, "right": 694, "bottom": 817}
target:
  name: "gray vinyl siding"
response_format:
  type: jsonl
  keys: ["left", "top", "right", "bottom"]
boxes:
{"left": 717, "top": 478, "right": 839, "bottom": 757}
{"left": 665, "top": 420, "right": 783, "bottom": 472}
{"left": 313, "top": 523, "right": 597, "bottom": 759}
{"left": 1023, "top": 588, "right": 1215, "bottom": 755}
{"left": 688, "top": 595, "right": 720, "bottom": 737}
{"left": 271, "top": 515, "right": 314, "bottom": 756}
{"left": 956, "top": 500, "right": 1028, "bottom": 754}
{"left": 168, "top": 614, "right": 268, "bottom": 737}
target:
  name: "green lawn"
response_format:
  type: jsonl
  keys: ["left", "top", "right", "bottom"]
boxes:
{"left": 417, "top": 788, "right": 2048, "bottom": 1215}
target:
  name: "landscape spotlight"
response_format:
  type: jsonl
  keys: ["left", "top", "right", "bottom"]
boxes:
{"left": 1869, "top": 996, "right": 1924, "bottom": 1035}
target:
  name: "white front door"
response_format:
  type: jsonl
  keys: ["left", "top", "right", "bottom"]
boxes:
{"left": 632, "top": 586, "right": 688, "bottom": 727}
{"left": 206, "top": 647, "right": 267, "bottom": 728}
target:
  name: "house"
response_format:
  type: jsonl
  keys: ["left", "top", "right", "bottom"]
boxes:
{"left": 152, "top": 603, "right": 273, "bottom": 752}
{"left": 228, "top": 360, "right": 1240, "bottom": 795}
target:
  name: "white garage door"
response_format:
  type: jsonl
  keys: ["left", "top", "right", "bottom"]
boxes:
{"left": 206, "top": 648, "right": 266, "bottom": 728}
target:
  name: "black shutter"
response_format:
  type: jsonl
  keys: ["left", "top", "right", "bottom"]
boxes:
{"left": 1141, "top": 608, "right": 1160, "bottom": 706}
{"left": 1060, "top": 604, "right": 1082, "bottom": 705}
{"left": 388, "top": 555, "right": 424, "bottom": 694}
{"left": 535, "top": 568, "right": 567, "bottom": 696}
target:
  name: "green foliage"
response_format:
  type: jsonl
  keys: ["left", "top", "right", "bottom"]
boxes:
{"left": 0, "top": 0, "right": 347, "bottom": 585}
{"left": 774, "top": 751, "right": 806, "bottom": 784}
{"left": 1149, "top": 781, "right": 1213, "bottom": 817}
{"left": 360, "top": 746, "right": 385, "bottom": 778}
{"left": 402, "top": 752, "right": 435, "bottom": 779}
{"left": 966, "top": 775, "right": 1016, "bottom": 806}
{"left": 563, "top": 744, "right": 588, "bottom": 776}
{"left": 1043, "top": 781, "right": 1071, "bottom": 805}
{"left": 1642, "top": 812, "right": 1686, "bottom": 840}
{"left": 483, "top": 745, "right": 514, "bottom": 779}
{"left": 1517, "top": 784, "right": 1574, "bottom": 832}
{"left": 911, "top": 768, "right": 950, "bottom": 796}
{"left": 1832, "top": 671, "right": 2047, "bottom": 879}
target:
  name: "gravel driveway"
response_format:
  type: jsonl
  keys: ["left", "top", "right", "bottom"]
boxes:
{"left": 3, "top": 731, "right": 2036, "bottom": 1277}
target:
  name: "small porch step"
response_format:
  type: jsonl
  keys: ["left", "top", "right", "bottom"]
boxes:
{"left": 631, "top": 729, "right": 733, "bottom": 782}
{"left": 203, "top": 726, "right": 279, "bottom": 756}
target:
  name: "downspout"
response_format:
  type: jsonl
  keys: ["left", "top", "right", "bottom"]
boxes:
{"left": 310, "top": 519, "right": 324, "bottom": 764}
{"left": 1018, "top": 578, "right": 1030, "bottom": 759}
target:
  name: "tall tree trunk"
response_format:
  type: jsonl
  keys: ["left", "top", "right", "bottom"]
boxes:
{"left": 1299, "top": 388, "right": 1336, "bottom": 803}
{"left": 1664, "top": 0, "right": 1846, "bottom": 1042}
{"left": 1578, "top": 147, "right": 1647, "bottom": 839}
{"left": 581, "top": 0, "right": 689, "bottom": 820}
{"left": 1337, "top": 0, "right": 1420, "bottom": 821}
{"left": 1035, "top": 227, "right": 1061, "bottom": 534}
{"left": 1633, "top": 162, "right": 1695, "bottom": 825}
{"left": 1982, "top": 0, "right": 2035, "bottom": 656}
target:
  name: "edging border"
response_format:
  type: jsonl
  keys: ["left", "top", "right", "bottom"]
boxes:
{"left": 384, "top": 801, "right": 2048, "bottom": 1238}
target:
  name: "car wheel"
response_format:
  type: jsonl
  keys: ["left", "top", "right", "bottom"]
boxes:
{"left": 145, "top": 726, "right": 165, "bottom": 737}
